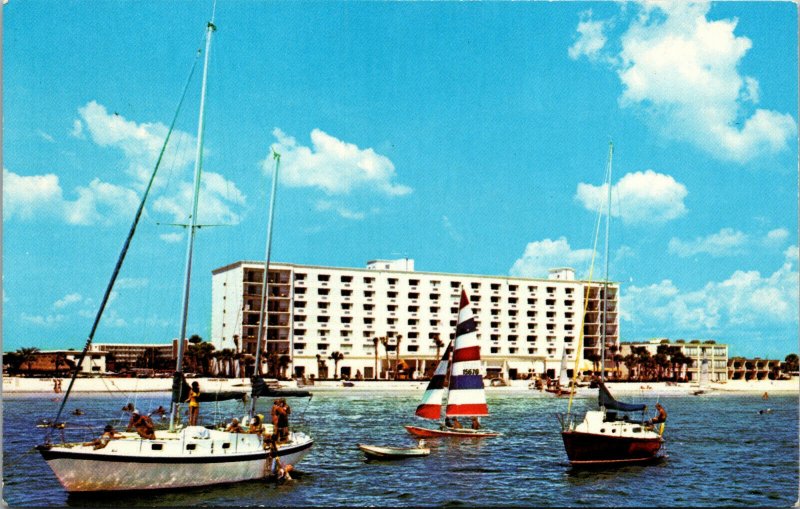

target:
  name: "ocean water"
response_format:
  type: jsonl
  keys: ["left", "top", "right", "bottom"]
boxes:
{"left": 3, "top": 390, "right": 798, "bottom": 507}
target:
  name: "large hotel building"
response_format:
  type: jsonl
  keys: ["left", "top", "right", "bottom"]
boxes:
{"left": 210, "top": 259, "right": 619, "bottom": 381}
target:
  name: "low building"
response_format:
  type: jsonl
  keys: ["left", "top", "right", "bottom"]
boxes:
{"left": 619, "top": 338, "right": 729, "bottom": 382}
{"left": 7, "top": 350, "right": 106, "bottom": 375}
{"left": 728, "top": 357, "right": 783, "bottom": 380}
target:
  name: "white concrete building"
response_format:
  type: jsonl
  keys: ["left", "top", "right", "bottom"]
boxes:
{"left": 619, "top": 338, "right": 729, "bottom": 382}
{"left": 210, "top": 259, "right": 619, "bottom": 381}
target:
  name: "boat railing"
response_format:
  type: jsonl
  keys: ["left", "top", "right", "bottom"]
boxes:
{"left": 556, "top": 412, "right": 576, "bottom": 432}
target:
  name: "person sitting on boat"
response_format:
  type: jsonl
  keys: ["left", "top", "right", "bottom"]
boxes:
{"left": 150, "top": 405, "right": 167, "bottom": 421}
{"left": 84, "top": 424, "right": 123, "bottom": 450}
{"left": 450, "top": 417, "right": 462, "bottom": 429}
{"left": 126, "top": 409, "right": 156, "bottom": 439}
{"left": 645, "top": 403, "right": 667, "bottom": 427}
{"left": 186, "top": 381, "right": 201, "bottom": 426}
{"left": 226, "top": 418, "right": 243, "bottom": 433}
{"left": 471, "top": 417, "right": 481, "bottom": 430}
{"left": 248, "top": 414, "right": 264, "bottom": 435}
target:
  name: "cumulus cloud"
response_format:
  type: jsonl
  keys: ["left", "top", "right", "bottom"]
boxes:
{"left": 568, "top": 10, "right": 608, "bottom": 62}
{"left": 3, "top": 168, "right": 139, "bottom": 225}
{"left": 268, "top": 128, "right": 412, "bottom": 197}
{"left": 54, "top": 293, "right": 83, "bottom": 309}
{"left": 571, "top": 1, "right": 797, "bottom": 163}
{"left": 668, "top": 227, "right": 748, "bottom": 257}
{"left": 575, "top": 170, "right": 688, "bottom": 224}
{"left": 315, "top": 200, "right": 366, "bottom": 220}
{"left": 76, "top": 101, "right": 196, "bottom": 186}
{"left": 21, "top": 312, "right": 65, "bottom": 326}
{"left": 509, "top": 237, "right": 595, "bottom": 278}
{"left": 621, "top": 246, "right": 799, "bottom": 332}
{"left": 151, "top": 171, "right": 246, "bottom": 225}
{"left": 764, "top": 228, "right": 789, "bottom": 246}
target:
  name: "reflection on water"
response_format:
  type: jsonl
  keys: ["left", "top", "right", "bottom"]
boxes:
{"left": 3, "top": 391, "right": 798, "bottom": 507}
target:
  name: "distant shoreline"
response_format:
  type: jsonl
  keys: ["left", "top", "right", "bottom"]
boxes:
{"left": 3, "top": 376, "right": 797, "bottom": 396}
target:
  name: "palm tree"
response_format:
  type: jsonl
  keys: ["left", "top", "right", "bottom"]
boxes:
{"left": 432, "top": 334, "right": 444, "bottom": 360}
{"left": 394, "top": 335, "right": 403, "bottom": 380}
{"left": 17, "top": 347, "right": 40, "bottom": 376}
{"left": 278, "top": 354, "right": 291, "bottom": 379}
{"left": 372, "top": 337, "right": 379, "bottom": 380}
{"left": 379, "top": 336, "right": 390, "bottom": 379}
{"left": 623, "top": 353, "right": 637, "bottom": 380}
{"left": 784, "top": 353, "right": 799, "bottom": 375}
{"left": 329, "top": 351, "right": 345, "bottom": 380}
{"left": 54, "top": 353, "right": 68, "bottom": 376}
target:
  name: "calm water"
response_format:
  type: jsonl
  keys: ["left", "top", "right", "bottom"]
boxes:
{"left": 3, "top": 390, "right": 798, "bottom": 507}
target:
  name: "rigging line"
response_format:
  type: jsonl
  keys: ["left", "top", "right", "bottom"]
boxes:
{"left": 566, "top": 142, "right": 613, "bottom": 417}
{"left": 45, "top": 47, "right": 204, "bottom": 444}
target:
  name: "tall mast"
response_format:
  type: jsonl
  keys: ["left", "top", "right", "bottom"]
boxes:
{"left": 250, "top": 151, "right": 281, "bottom": 418}
{"left": 170, "top": 16, "right": 217, "bottom": 432}
{"left": 601, "top": 142, "right": 613, "bottom": 383}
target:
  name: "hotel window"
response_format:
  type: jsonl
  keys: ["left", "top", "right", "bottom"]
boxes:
{"left": 491, "top": 283, "right": 501, "bottom": 291}
{"left": 364, "top": 317, "right": 374, "bottom": 325}
{"left": 546, "top": 324, "right": 555, "bottom": 331}
{"left": 294, "top": 314, "right": 307, "bottom": 322}
{"left": 491, "top": 334, "right": 500, "bottom": 342}
{"left": 449, "top": 320, "right": 457, "bottom": 327}
{"left": 387, "top": 318, "right": 397, "bottom": 325}
{"left": 450, "top": 307, "right": 458, "bottom": 314}
{"left": 527, "top": 310, "right": 537, "bottom": 317}
{"left": 408, "top": 319, "right": 418, "bottom": 326}
{"left": 408, "top": 345, "right": 419, "bottom": 352}
{"left": 470, "top": 295, "right": 480, "bottom": 302}
{"left": 508, "top": 309, "right": 518, "bottom": 317}
{"left": 527, "top": 285, "right": 537, "bottom": 293}
{"left": 340, "top": 275, "right": 353, "bottom": 283}
{"left": 318, "top": 302, "right": 329, "bottom": 310}
{"left": 450, "top": 281, "right": 460, "bottom": 289}
{"left": 341, "top": 289, "right": 352, "bottom": 297}
{"left": 546, "top": 286, "right": 556, "bottom": 293}
{"left": 341, "top": 316, "right": 352, "bottom": 324}
{"left": 295, "top": 287, "right": 307, "bottom": 295}
{"left": 546, "top": 299, "right": 555, "bottom": 306}
{"left": 509, "top": 297, "right": 518, "bottom": 304}
{"left": 509, "top": 347, "right": 518, "bottom": 354}
{"left": 491, "top": 321, "right": 500, "bottom": 328}
{"left": 388, "top": 291, "right": 398, "bottom": 298}
{"left": 409, "top": 279, "right": 420, "bottom": 286}
{"left": 388, "top": 278, "right": 398, "bottom": 285}
{"left": 409, "top": 305, "right": 419, "bottom": 313}
{"left": 547, "top": 311, "right": 556, "bottom": 318}
{"left": 388, "top": 304, "right": 398, "bottom": 312}
{"left": 318, "top": 288, "right": 330, "bottom": 296}
{"left": 294, "top": 273, "right": 306, "bottom": 281}
{"left": 491, "top": 309, "right": 500, "bottom": 316}
{"left": 429, "top": 319, "right": 439, "bottom": 326}
{"left": 318, "top": 274, "right": 330, "bottom": 282}
{"left": 490, "top": 347, "right": 500, "bottom": 354}
{"left": 429, "top": 293, "right": 440, "bottom": 300}
{"left": 491, "top": 296, "right": 500, "bottom": 303}
{"left": 509, "top": 285, "right": 518, "bottom": 292}
{"left": 363, "top": 303, "right": 374, "bottom": 311}
{"left": 508, "top": 335, "right": 518, "bottom": 342}
{"left": 470, "top": 282, "right": 481, "bottom": 290}
{"left": 363, "top": 276, "right": 375, "bottom": 284}
{"left": 527, "top": 298, "right": 536, "bottom": 305}
{"left": 528, "top": 348, "right": 535, "bottom": 354}
{"left": 294, "top": 342, "right": 306, "bottom": 350}
{"left": 364, "top": 290, "right": 375, "bottom": 298}
{"left": 565, "top": 288, "right": 574, "bottom": 295}
{"left": 342, "top": 303, "right": 352, "bottom": 310}
{"left": 565, "top": 300, "right": 574, "bottom": 307}
{"left": 527, "top": 335, "right": 537, "bottom": 342}
{"left": 317, "top": 343, "right": 329, "bottom": 351}
{"left": 408, "top": 292, "right": 420, "bottom": 300}
{"left": 430, "top": 306, "right": 439, "bottom": 313}
{"left": 318, "top": 316, "right": 330, "bottom": 323}
{"left": 295, "top": 301, "right": 306, "bottom": 308}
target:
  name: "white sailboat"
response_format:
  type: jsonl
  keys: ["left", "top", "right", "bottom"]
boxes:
{"left": 559, "top": 142, "right": 666, "bottom": 466}
{"left": 37, "top": 13, "right": 313, "bottom": 493}
{"left": 404, "top": 288, "right": 500, "bottom": 438}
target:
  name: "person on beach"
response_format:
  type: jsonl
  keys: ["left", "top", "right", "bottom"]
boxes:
{"left": 226, "top": 418, "right": 243, "bottom": 433}
{"left": 84, "top": 424, "right": 122, "bottom": 449}
{"left": 186, "top": 381, "right": 201, "bottom": 426}
{"left": 126, "top": 409, "right": 156, "bottom": 439}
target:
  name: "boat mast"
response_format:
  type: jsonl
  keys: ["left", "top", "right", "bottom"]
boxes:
{"left": 600, "top": 142, "right": 613, "bottom": 383}
{"left": 170, "top": 15, "right": 217, "bottom": 432}
{"left": 250, "top": 151, "right": 281, "bottom": 418}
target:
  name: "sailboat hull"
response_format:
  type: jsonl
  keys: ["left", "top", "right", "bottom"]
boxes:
{"left": 561, "top": 430, "right": 663, "bottom": 465}
{"left": 37, "top": 429, "right": 313, "bottom": 493}
{"left": 404, "top": 425, "right": 500, "bottom": 438}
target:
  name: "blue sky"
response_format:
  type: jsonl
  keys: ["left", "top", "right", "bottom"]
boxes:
{"left": 3, "top": 1, "right": 797, "bottom": 359}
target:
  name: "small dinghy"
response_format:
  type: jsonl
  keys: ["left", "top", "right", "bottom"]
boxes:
{"left": 358, "top": 443, "right": 430, "bottom": 460}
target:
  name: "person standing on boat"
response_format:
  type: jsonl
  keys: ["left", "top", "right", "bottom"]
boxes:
{"left": 186, "top": 381, "right": 201, "bottom": 426}
{"left": 277, "top": 399, "right": 291, "bottom": 442}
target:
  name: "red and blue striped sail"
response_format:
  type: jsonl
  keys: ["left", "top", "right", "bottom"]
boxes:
{"left": 445, "top": 288, "right": 489, "bottom": 417}
{"left": 414, "top": 342, "right": 453, "bottom": 420}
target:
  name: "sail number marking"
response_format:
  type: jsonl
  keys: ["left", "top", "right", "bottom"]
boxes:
{"left": 462, "top": 369, "right": 480, "bottom": 375}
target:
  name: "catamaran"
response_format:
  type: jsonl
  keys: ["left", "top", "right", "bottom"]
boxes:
{"left": 36, "top": 10, "right": 313, "bottom": 493}
{"left": 405, "top": 288, "right": 500, "bottom": 438}
{"left": 558, "top": 142, "right": 666, "bottom": 466}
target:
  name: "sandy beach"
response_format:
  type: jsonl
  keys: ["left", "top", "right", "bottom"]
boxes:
{"left": 3, "top": 375, "right": 797, "bottom": 396}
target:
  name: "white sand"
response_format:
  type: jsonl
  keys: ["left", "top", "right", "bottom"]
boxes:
{"left": 5, "top": 375, "right": 797, "bottom": 395}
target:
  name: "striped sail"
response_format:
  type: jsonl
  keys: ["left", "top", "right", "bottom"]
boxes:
{"left": 415, "top": 342, "right": 453, "bottom": 420}
{"left": 445, "top": 288, "right": 489, "bottom": 417}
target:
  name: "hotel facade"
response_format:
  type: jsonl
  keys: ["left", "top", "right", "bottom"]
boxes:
{"left": 210, "top": 259, "right": 619, "bottom": 381}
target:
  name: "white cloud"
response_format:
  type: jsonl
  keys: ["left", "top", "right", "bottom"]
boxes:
{"left": 151, "top": 171, "right": 246, "bottom": 226}
{"left": 54, "top": 293, "right": 82, "bottom": 309}
{"left": 159, "top": 232, "right": 184, "bottom": 243}
{"left": 621, "top": 246, "right": 799, "bottom": 332}
{"left": 3, "top": 168, "right": 64, "bottom": 221}
{"left": 764, "top": 228, "right": 790, "bottom": 247}
{"left": 315, "top": 200, "right": 366, "bottom": 220}
{"left": 568, "top": 10, "right": 607, "bottom": 62}
{"left": 37, "top": 130, "right": 55, "bottom": 143}
{"left": 77, "top": 101, "right": 196, "bottom": 186}
{"left": 116, "top": 278, "right": 149, "bottom": 289}
{"left": 268, "top": 128, "right": 412, "bottom": 197}
{"left": 668, "top": 227, "right": 748, "bottom": 257}
{"left": 21, "top": 312, "right": 65, "bottom": 326}
{"left": 575, "top": 170, "right": 688, "bottom": 224}
{"left": 66, "top": 178, "right": 141, "bottom": 226}
{"left": 509, "top": 237, "right": 595, "bottom": 278}
{"left": 572, "top": 1, "right": 797, "bottom": 163}
{"left": 70, "top": 119, "right": 85, "bottom": 139}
